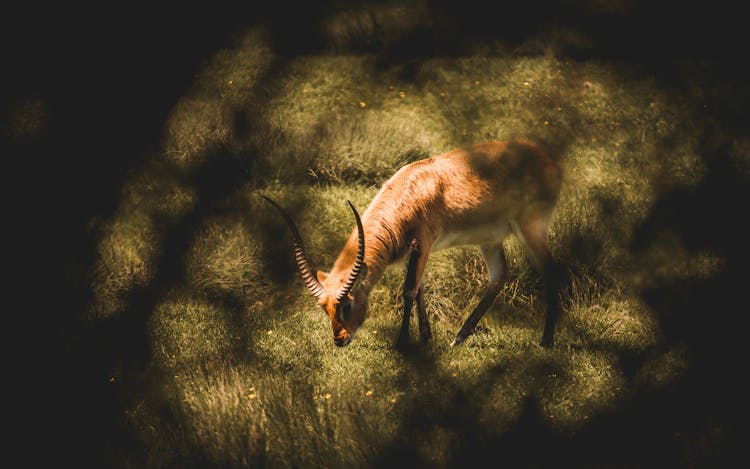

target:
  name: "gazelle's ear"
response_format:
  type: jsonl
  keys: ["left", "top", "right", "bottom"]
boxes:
{"left": 316, "top": 271, "right": 329, "bottom": 284}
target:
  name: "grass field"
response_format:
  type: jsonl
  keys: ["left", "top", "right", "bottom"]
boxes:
{"left": 8, "top": 2, "right": 747, "bottom": 468}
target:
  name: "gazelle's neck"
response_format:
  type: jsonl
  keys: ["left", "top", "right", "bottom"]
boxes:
{"left": 329, "top": 216, "right": 406, "bottom": 293}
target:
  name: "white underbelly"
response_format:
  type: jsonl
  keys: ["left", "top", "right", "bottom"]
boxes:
{"left": 432, "top": 221, "right": 510, "bottom": 251}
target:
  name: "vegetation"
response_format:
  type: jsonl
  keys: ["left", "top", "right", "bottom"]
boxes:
{"left": 22, "top": 3, "right": 742, "bottom": 467}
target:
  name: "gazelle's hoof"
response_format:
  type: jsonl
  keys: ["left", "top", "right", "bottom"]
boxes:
{"left": 539, "top": 335, "right": 554, "bottom": 348}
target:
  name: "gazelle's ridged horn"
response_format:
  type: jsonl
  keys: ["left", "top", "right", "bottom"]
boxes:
{"left": 336, "top": 200, "right": 365, "bottom": 301}
{"left": 261, "top": 195, "right": 325, "bottom": 299}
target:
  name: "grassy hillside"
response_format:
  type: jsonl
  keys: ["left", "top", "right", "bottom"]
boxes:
{"left": 8, "top": 2, "right": 747, "bottom": 467}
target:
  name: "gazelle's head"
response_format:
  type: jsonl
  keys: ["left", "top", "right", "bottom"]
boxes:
{"left": 262, "top": 196, "right": 368, "bottom": 347}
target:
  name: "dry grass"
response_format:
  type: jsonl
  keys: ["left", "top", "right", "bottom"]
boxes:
{"left": 84, "top": 13, "right": 728, "bottom": 467}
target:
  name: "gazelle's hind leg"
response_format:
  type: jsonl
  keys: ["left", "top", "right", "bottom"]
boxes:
{"left": 450, "top": 244, "right": 508, "bottom": 347}
{"left": 512, "top": 215, "right": 564, "bottom": 347}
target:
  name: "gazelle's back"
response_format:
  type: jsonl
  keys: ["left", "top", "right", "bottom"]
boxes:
{"left": 435, "top": 140, "right": 561, "bottom": 215}
{"left": 363, "top": 140, "right": 561, "bottom": 251}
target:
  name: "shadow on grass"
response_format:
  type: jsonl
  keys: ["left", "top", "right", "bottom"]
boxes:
{"left": 50, "top": 8, "right": 349, "bottom": 464}
{"left": 31, "top": 3, "right": 747, "bottom": 466}
{"left": 73, "top": 57, "right": 323, "bottom": 466}
{"left": 372, "top": 142, "right": 745, "bottom": 468}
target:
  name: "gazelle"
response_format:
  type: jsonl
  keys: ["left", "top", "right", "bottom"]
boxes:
{"left": 263, "top": 140, "right": 563, "bottom": 349}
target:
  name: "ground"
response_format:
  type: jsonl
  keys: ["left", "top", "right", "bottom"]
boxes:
{"left": 3, "top": 1, "right": 748, "bottom": 467}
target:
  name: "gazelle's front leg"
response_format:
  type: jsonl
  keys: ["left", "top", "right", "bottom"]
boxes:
{"left": 396, "top": 238, "right": 430, "bottom": 350}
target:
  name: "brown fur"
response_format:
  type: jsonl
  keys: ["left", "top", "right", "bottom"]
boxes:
{"left": 312, "top": 140, "right": 562, "bottom": 347}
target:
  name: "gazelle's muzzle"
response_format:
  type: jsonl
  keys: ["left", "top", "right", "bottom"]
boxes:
{"left": 333, "top": 330, "right": 352, "bottom": 347}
